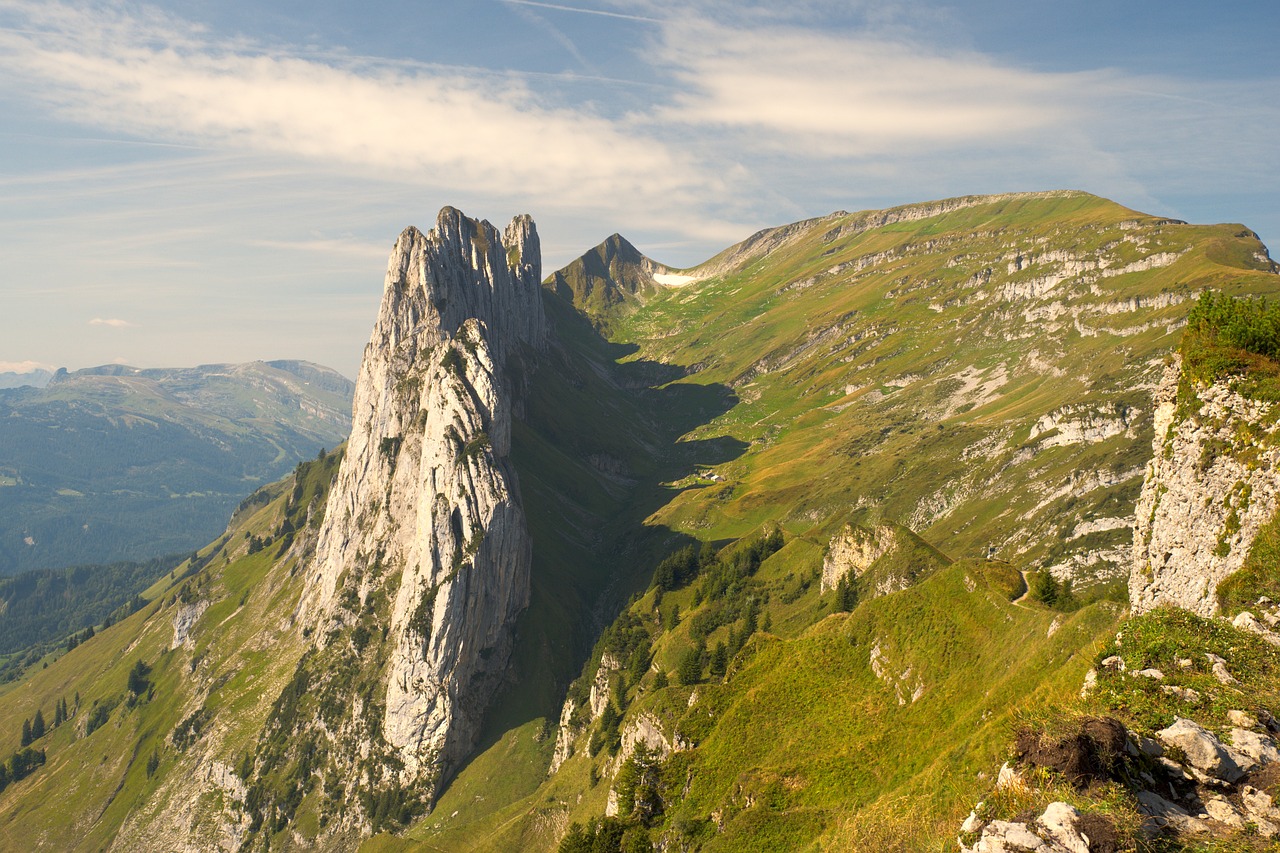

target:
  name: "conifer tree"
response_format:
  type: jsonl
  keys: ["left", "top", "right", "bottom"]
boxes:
{"left": 677, "top": 646, "right": 703, "bottom": 685}
{"left": 710, "top": 641, "right": 729, "bottom": 677}
{"left": 836, "top": 576, "right": 857, "bottom": 612}
{"left": 20, "top": 718, "right": 31, "bottom": 747}
{"left": 31, "top": 710, "right": 44, "bottom": 740}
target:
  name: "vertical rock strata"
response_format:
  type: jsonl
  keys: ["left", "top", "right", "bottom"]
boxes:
{"left": 1131, "top": 358, "right": 1280, "bottom": 615}
{"left": 302, "top": 207, "right": 544, "bottom": 788}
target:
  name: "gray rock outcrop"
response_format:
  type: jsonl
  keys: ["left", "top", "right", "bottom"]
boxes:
{"left": 1131, "top": 358, "right": 1280, "bottom": 615}
{"left": 821, "top": 523, "right": 897, "bottom": 592}
{"left": 299, "top": 207, "right": 545, "bottom": 792}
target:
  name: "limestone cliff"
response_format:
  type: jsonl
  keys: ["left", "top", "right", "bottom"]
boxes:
{"left": 299, "top": 207, "right": 545, "bottom": 795}
{"left": 1131, "top": 358, "right": 1280, "bottom": 615}
{"left": 821, "top": 523, "right": 897, "bottom": 592}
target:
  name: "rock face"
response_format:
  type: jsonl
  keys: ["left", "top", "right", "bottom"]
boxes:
{"left": 1131, "top": 358, "right": 1280, "bottom": 615}
{"left": 300, "top": 207, "right": 545, "bottom": 789}
{"left": 821, "top": 523, "right": 897, "bottom": 592}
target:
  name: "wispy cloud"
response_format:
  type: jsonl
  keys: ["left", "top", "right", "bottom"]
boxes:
{"left": 0, "top": 0, "right": 708, "bottom": 207}
{"left": 654, "top": 18, "right": 1094, "bottom": 155}
{"left": 89, "top": 318, "right": 134, "bottom": 328}
{"left": 0, "top": 360, "right": 53, "bottom": 373}
{"left": 251, "top": 238, "right": 391, "bottom": 260}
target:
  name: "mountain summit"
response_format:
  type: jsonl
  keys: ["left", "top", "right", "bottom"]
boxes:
{"left": 549, "top": 232, "right": 694, "bottom": 327}
{"left": 291, "top": 207, "right": 545, "bottom": 822}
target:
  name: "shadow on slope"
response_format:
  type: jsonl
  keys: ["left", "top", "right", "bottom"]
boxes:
{"left": 425, "top": 284, "right": 748, "bottom": 834}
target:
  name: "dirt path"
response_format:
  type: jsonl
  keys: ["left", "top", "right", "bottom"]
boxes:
{"left": 1012, "top": 569, "right": 1032, "bottom": 606}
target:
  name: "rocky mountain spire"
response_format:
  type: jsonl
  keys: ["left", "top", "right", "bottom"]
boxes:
{"left": 299, "top": 206, "right": 545, "bottom": 797}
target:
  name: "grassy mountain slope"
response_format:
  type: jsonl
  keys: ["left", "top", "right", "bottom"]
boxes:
{"left": 399, "top": 192, "right": 1279, "bottom": 851}
{"left": 0, "top": 360, "right": 353, "bottom": 573}
{"left": 410, "top": 532, "right": 1121, "bottom": 852}
{"left": 0, "top": 449, "right": 340, "bottom": 851}
{"left": 611, "top": 191, "right": 1277, "bottom": 583}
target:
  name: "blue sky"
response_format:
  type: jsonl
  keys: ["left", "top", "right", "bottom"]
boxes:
{"left": 1, "top": 0, "right": 1277, "bottom": 379}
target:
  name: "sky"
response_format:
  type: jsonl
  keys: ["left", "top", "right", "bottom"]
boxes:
{"left": 1, "top": 0, "right": 1277, "bottom": 379}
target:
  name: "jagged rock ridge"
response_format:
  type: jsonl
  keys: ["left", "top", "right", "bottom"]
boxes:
{"left": 301, "top": 207, "right": 545, "bottom": 797}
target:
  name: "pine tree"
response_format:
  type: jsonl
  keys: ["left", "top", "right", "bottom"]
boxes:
{"left": 744, "top": 599, "right": 759, "bottom": 636}
{"left": 31, "top": 710, "right": 44, "bottom": 740}
{"left": 836, "top": 576, "right": 857, "bottom": 612}
{"left": 709, "top": 641, "right": 729, "bottom": 677}
{"left": 677, "top": 646, "right": 703, "bottom": 685}
{"left": 1032, "top": 570, "right": 1060, "bottom": 607}
{"left": 20, "top": 718, "right": 31, "bottom": 747}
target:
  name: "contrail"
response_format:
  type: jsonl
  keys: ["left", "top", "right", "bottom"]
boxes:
{"left": 500, "top": 0, "right": 661, "bottom": 24}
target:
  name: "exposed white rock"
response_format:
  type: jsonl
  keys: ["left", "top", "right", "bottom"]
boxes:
{"left": 299, "top": 208, "right": 545, "bottom": 793}
{"left": 821, "top": 523, "right": 897, "bottom": 592}
{"left": 1156, "top": 718, "right": 1249, "bottom": 783}
{"left": 1037, "top": 802, "right": 1090, "bottom": 853}
{"left": 549, "top": 698, "right": 578, "bottom": 774}
{"left": 1229, "top": 728, "right": 1280, "bottom": 766}
{"left": 1069, "top": 517, "right": 1131, "bottom": 539}
{"left": 1206, "top": 653, "right": 1238, "bottom": 685}
{"left": 1160, "top": 685, "right": 1202, "bottom": 703}
{"left": 1099, "top": 655, "right": 1126, "bottom": 673}
{"left": 1080, "top": 668, "right": 1097, "bottom": 698}
{"left": 996, "top": 761, "right": 1026, "bottom": 791}
{"left": 1029, "top": 404, "right": 1137, "bottom": 448}
{"left": 1242, "top": 785, "right": 1280, "bottom": 835}
{"left": 1227, "top": 710, "right": 1259, "bottom": 729}
{"left": 1233, "top": 611, "right": 1280, "bottom": 645}
{"left": 619, "top": 712, "right": 672, "bottom": 763}
{"left": 961, "top": 802, "right": 1093, "bottom": 853}
{"left": 1136, "top": 789, "right": 1210, "bottom": 835}
{"left": 171, "top": 600, "right": 209, "bottom": 651}
{"left": 1132, "top": 358, "right": 1280, "bottom": 615}
{"left": 1203, "top": 795, "right": 1247, "bottom": 829}
{"left": 589, "top": 653, "right": 623, "bottom": 720}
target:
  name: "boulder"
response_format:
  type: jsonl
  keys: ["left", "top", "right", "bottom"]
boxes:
{"left": 1156, "top": 718, "right": 1248, "bottom": 783}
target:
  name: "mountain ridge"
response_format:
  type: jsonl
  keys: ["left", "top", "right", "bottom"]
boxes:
{"left": 0, "top": 358, "right": 353, "bottom": 573}
{"left": 0, "top": 192, "right": 1276, "bottom": 851}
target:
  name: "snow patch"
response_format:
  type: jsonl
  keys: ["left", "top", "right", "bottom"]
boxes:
{"left": 653, "top": 273, "right": 699, "bottom": 287}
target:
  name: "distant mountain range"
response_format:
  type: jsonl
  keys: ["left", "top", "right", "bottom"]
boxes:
{"left": 0, "top": 359, "right": 353, "bottom": 573}
{"left": 0, "top": 368, "right": 53, "bottom": 390}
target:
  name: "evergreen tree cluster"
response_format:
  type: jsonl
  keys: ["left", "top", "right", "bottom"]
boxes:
{"left": 1186, "top": 291, "right": 1280, "bottom": 362}
{"left": 834, "top": 575, "right": 858, "bottom": 612}
{"left": 0, "top": 747, "right": 45, "bottom": 794}
{"left": 0, "top": 553, "right": 176, "bottom": 676}
{"left": 557, "top": 815, "right": 652, "bottom": 853}
{"left": 1030, "top": 570, "right": 1076, "bottom": 610}
{"left": 1182, "top": 291, "right": 1280, "bottom": 398}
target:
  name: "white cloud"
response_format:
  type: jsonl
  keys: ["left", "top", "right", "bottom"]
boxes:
{"left": 654, "top": 18, "right": 1096, "bottom": 155}
{"left": 0, "top": 360, "right": 53, "bottom": 373}
{"left": 251, "top": 238, "right": 391, "bottom": 260}
{"left": 0, "top": 0, "right": 711, "bottom": 208}
{"left": 89, "top": 318, "right": 134, "bottom": 327}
